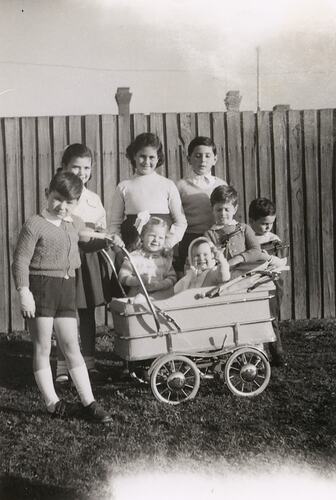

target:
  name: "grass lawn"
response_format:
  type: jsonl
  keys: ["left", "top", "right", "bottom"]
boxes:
{"left": 0, "top": 319, "right": 335, "bottom": 499}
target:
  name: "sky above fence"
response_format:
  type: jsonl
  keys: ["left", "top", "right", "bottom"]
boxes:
{"left": 1, "top": 0, "right": 336, "bottom": 116}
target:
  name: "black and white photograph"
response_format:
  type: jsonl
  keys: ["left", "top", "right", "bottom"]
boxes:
{"left": 0, "top": 0, "right": 335, "bottom": 499}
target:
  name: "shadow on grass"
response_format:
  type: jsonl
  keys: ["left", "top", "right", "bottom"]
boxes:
{"left": 0, "top": 346, "right": 35, "bottom": 390}
{"left": 0, "top": 474, "right": 82, "bottom": 500}
{"left": 0, "top": 331, "right": 122, "bottom": 391}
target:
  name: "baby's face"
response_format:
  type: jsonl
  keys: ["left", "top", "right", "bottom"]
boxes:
{"left": 188, "top": 145, "right": 217, "bottom": 176}
{"left": 250, "top": 215, "right": 276, "bottom": 236}
{"left": 212, "top": 202, "right": 237, "bottom": 225}
{"left": 142, "top": 226, "right": 166, "bottom": 253}
{"left": 191, "top": 242, "right": 215, "bottom": 271}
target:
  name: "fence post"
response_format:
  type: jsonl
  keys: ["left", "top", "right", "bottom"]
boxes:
{"left": 115, "top": 87, "right": 132, "bottom": 181}
{"left": 115, "top": 87, "right": 132, "bottom": 117}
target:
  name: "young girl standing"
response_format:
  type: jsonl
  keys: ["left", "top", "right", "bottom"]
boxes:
{"left": 12, "top": 171, "right": 112, "bottom": 423}
{"left": 56, "top": 143, "right": 122, "bottom": 383}
{"left": 118, "top": 216, "right": 177, "bottom": 298}
{"left": 109, "top": 133, "right": 187, "bottom": 252}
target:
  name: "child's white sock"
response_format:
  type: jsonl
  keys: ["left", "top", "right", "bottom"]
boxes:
{"left": 34, "top": 367, "right": 59, "bottom": 413}
{"left": 56, "top": 360, "right": 68, "bottom": 377}
{"left": 69, "top": 364, "right": 95, "bottom": 407}
{"left": 83, "top": 356, "right": 95, "bottom": 371}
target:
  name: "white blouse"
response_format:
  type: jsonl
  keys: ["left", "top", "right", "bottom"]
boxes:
{"left": 72, "top": 187, "right": 106, "bottom": 229}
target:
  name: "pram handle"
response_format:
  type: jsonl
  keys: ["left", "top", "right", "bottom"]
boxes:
{"left": 100, "top": 247, "right": 162, "bottom": 333}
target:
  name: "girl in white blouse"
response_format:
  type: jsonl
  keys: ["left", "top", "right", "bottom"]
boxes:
{"left": 56, "top": 144, "right": 120, "bottom": 383}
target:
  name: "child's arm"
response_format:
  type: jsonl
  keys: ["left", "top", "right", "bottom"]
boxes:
{"left": 229, "top": 224, "right": 267, "bottom": 267}
{"left": 213, "top": 247, "right": 230, "bottom": 283}
{"left": 108, "top": 185, "right": 125, "bottom": 237}
{"left": 118, "top": 260, "right": 139, "bottom": 288}
{"left": 78, "top": 228, "right": 124, "bottom": 248}
{"left": 12, "top": 223, "right": 37, "bottom": 317}
{"left": 166, "top": 183, "right": 188, "bottom": 248}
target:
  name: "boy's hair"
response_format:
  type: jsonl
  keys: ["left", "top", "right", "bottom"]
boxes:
{"left": 188, "top": 136, "right": 217, "bottom": 156}
{"left": 61, "top": 143, "right": 93, "bottom": 167}
{"left": 126, "top": 133, "right": 165, "bottom": 171}
{"left": 210, "top": 185, "right": 238, "bottom": 207}
{"left": 249, "top": 198, "right": 276, "bottom": 220}
{"left": 142, "top": 216, "right": 168, "bottom": 235}
{"left": 49, "top": 171, "right": 83, "bottom": 201}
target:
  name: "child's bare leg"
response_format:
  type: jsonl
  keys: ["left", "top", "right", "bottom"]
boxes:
{"left": 56, "top": 341, "right": 68, "bottom": 381}
{"left": 27, "top": 317, "right": 59, "bottom": 412}
{"left": 54, "top": 317, "right": 95, "bottom": 407}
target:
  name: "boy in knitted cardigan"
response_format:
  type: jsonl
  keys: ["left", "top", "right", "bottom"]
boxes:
{"left": 12, "top": 171, "right": 114, "bottom": 423}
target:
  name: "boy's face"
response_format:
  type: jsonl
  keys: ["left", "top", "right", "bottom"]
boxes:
{"left": 250, "top": 215, "right": 276, "bottom": 236}
{"left": 212, "top": 202, "right": 237, "bottom": 225}
{"left": 142, "top": 226, "right": 166, "bottom": 253}
{"left": 46, "top": 190, "right": 78, "bottom": 219}
{"left": 64, "top": 156, "right": 92, "bottom": 185}
{"left": 191, "top": 242, "right": 215, "bottom": 271}
{"left": 188, "top": 145, "right": 217, "bottom": 176}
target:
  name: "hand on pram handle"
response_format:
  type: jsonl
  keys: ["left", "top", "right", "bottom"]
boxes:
{"left": 79, "top": 229, "right": 125, "bottom": 248}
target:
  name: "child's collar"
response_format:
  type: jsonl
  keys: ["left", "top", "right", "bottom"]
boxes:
{"left": 211, "top": 219, "right": 238, "bottom": 230}
{"left": 42, "top": 209, "right": 73, "bottom": 226}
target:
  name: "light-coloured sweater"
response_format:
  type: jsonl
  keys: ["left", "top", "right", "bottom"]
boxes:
{"left": 109, "top": 172, "right": 187, "bottom": 246}
{"left": 177, "top": 176, "right": 226, "bottom": 234}
{"left": 118, "top": 248, "right": 177, "bottom": 297}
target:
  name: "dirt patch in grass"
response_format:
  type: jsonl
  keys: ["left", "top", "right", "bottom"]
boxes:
{"left": 0, "top": 320, "right": 335, "bottom": 499}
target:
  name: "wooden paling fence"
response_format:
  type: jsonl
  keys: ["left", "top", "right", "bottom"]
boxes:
{"left": 0, "top": 109, "right": 334, "bottom": 333}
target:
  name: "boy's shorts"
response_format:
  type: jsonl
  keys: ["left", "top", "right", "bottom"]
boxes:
{"left": 29, "top": 276, "right": 76, "bottom": 318}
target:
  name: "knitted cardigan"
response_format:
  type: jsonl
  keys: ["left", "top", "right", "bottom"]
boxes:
{"left": 12, "top": 214, "right": 107, "bottom": 289}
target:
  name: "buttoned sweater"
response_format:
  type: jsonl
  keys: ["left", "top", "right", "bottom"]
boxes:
{"left": 12, "top": 214, "right": 106, "bottom": 289}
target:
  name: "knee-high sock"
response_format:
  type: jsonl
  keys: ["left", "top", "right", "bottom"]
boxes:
{"left": 34, "top": 367, "right": 59, "bottom": 413}
{"left": 69, "top": 364, "right": 95, "bottom": 407}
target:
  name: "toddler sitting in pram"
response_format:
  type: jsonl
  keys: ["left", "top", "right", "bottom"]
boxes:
{"left": 174, "top": 237, "right": 230, "bottom": 293}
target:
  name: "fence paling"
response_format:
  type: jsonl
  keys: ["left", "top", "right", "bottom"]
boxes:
{"left": 272, "top": 111, "right": 292, "bottom": 320}
{"left": 1, "top": 109, "right": 335, "bottom": 333}
{"left": 319, "top": 109, "right": 335, "bottom": 318}
{"left": 303, "top": 110, "right": 321, "bottom": 319}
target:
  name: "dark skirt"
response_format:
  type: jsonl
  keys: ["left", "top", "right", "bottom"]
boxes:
{"left": 121, "top": 213, "right": 172, "bottom": 251}
{"left": 76, "top": 250, "right": 115, "bottom": 309}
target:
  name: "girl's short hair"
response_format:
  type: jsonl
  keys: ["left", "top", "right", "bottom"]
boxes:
{"left": 61, "top": 143, "right": 93, "bottom": 167}
{"left": 49, "top": 171, "right": 83, "bottom": 201}
{"left": 210, "top": 185, "right": 238, "bottom": 207}
{"left": 126, "top": 133, "right": 165, "bottom": 170}
{"left": 188, "top": 136, "right": 217, "bottom": 156}
{"left": 249, "top": 198, "right": 276, "bottom": 220}
{"left": 142, "top": 216, "right": 168, "bottom": 235}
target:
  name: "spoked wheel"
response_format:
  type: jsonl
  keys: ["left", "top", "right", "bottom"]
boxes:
{"left": 150, "top": 355, "right": 200, "bottom": 405}
{"left": 224, "top": 347, "right": 271, "bottom": 397}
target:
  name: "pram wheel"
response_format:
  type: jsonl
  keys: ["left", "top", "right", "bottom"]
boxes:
{"left": 224, "top": 347, "right": 271, "bottom": 397}
{"left": 150, "top": 354, "right": 200, "bottom": 405}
